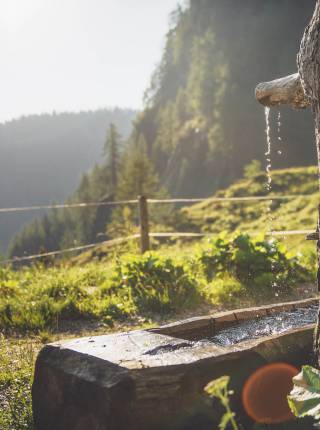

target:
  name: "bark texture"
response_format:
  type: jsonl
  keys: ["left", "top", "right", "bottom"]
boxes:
{"left": 297, "top": 0, "right": 320, "bottom": 357}
{"left": 255, "top": 73, "right": 309, "bottom": 109}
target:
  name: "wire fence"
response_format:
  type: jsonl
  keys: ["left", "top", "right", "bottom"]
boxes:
{"left": 0, "top": 230, "right": 315, "bottom": 266}
{"left": 0, "top": 193, "right": 317, "bottom": 266}
{"left": 0, "top": 194, "right": 312, "bottom": 214}
{"left": 0, "top": 235, "right": 140, "bottom": 266}
{"left": 0, "top": 199, "right": 138, "bottom": 214}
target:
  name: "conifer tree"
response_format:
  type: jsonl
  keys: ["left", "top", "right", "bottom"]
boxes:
{"left": 108, "top": 134, "right": 168, "bottom": 238}
{"left": 103, "top": 123, "right": 121, "bottom": 191}
{"left": 116, "top": 135, "right": 160, "bottom": 199}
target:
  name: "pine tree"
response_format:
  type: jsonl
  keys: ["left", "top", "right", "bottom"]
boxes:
{"left": 108, "top": 135, "right": 168, "bottom": 238}
{"left": 116, "top": 135, "right": 160, "bottom": 199}
{"left": 103, "top": 123, "right": 121, "bottom": 191}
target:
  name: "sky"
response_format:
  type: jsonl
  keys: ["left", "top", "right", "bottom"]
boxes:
{"left": 0, "top": 0, "right": 180, "bottom": 123}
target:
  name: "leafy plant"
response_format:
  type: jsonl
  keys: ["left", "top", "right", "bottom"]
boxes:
{"left": 199, "top": 232, "right": 311, "bottom": 296}
{"left": 205, "top": 376, "right": 239, "bottom": 430}
{"left": 204, "top": 275, "right": 244, "bottom": 305}
{"left": 0, "top": 233, "right": 315, "bottom": 333}
{"left": 105, "top": 253, "right": 200, "bottom": 314}
{"left": 288, "top": 365, "right": 320, "bottom": 424}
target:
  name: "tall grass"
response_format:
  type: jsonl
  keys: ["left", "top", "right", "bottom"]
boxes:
{"left": 0, "top": 336, "right": 36, "bottom": 430}
{"left": 0, "top": 233, "right": 315, "bottom": 334}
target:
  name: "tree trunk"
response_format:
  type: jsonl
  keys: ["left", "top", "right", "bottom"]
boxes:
{"left": 298, "top": 1, "right": 320, "bottom": 172}
{"left": 297, "top": 0, "right": 320, "bottom": 358}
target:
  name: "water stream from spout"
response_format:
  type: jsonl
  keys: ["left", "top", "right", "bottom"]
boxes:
{"left": 264, "top": 107, "right": 275, "bottom": 239}
{"left": 264, "top": 107, "right": 280, "bottom": 294}
{"left": 265, "top": 107, "right": 272, "bottom": 191}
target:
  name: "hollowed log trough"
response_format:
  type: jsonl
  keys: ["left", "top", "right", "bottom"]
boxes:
{"left": 32, "top": 298, "right": 317, "bottom": 430}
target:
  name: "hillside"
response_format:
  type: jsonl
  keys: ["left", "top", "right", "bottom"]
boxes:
{"left": 71, "top": 166, "right": 319, "bottom": 266}
{"left": 182, "top": 166, "right": 319, "bottom": 237}
{"left": 0, "top": 108, "right": 136, "bottom": 252}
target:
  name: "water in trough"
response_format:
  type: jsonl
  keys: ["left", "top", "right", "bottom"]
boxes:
{"left": 210, "top": 304, "right": 317, "bottom": 346}
{"left": 144, "top": 304, "right": 317, "bottom": 355}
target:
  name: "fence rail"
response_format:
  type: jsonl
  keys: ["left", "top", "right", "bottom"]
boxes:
{"left": 0, "top": 199, "right": 138, "bottom": 214}
{"left": 0, "top": 235, "right": 140, "bottom": 266}
{"left": 0, "top": 193, "right": 318, "bottom": 265}
{"left": 147, "top": 195, "right": 312, "bottom": 204}
{"left": 0, "top": 230, "right": 315, "bottom": 266}
{"left": 0, "top": 194, "right": 314, "bottom": 214}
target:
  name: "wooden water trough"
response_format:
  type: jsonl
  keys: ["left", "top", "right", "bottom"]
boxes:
{"left": 32, "top": 298, "right": 318, "bottom": 430}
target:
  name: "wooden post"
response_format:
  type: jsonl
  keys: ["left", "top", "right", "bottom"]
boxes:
{"left": 138, "top": 195, "right": 150, "bottom": 253}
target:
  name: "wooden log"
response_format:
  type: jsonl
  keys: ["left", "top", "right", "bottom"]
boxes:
{"left": 255, "top": 73, "right": 310, "bottom": 109}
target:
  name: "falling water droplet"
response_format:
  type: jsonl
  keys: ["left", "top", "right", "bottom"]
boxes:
{"left": 277, "top": 111, "right": 283, "bottom": 155}
{"left": 277, "top": 111, "right": 282, "bottom": 140}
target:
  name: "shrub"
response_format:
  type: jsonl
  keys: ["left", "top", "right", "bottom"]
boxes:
{"left": 104, "top": 253, "right": 201, "bottom": 314}
{"left": 203, "top": 275, "right": 244, "bottom": 305}
{"left": 199, "top": 233, "right": 312, "bottom": 295}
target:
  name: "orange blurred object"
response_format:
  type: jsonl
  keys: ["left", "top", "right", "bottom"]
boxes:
{"left": 242, "top": 362, "right": 299, "bottom": 424}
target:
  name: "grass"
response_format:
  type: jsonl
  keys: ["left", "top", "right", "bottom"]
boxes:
{"left": 0, "top": 336, "right": 36, "bottom": 430}
{"left": 0, "top": 232, "right": 316, "bottom": 335}
{"left": 182, "top": 166, "right": 319, "bottom": 241}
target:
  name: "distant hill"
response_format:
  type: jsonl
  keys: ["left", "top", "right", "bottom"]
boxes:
{"left": 0, "top": 108, "right": 137, "bottom": 252}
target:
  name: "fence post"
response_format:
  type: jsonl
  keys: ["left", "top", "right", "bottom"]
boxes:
{"left": 138, "top": 195, "right": 150, "bottom": 253}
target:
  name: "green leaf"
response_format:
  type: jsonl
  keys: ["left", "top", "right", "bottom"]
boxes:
{"left": 288, "top": 366, "right": 320, "bottom": 421}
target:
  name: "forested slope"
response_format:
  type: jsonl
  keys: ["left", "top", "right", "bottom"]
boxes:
{"left": 136, "top": 0, "right": 316, "bottom": 197}
{"left": 0, "top": 109, "right": 136, "bottom": 251}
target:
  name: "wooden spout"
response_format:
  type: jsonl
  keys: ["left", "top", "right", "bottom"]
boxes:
{"left": 255, "top": 73, "right": 310, "bottom": 109}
